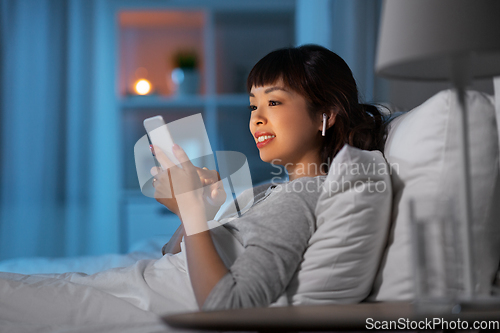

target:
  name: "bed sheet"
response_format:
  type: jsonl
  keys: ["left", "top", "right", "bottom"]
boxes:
{"left": 0, "top": 225, "right": 243, "bottom": 332}
{"left": 0, "top": 236, "right": 168, "bottom": 275}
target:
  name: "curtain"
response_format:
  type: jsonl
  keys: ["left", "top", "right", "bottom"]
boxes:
{"left": 0, "top": 0, "right": 120, "bottom": 260}
{"left": 296, "top": 0, "right": 388, "bottom": 103}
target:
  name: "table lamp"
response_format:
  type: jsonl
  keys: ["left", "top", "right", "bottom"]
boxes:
{"left": 375, "top": 0, "right": 500, "bottom": 300}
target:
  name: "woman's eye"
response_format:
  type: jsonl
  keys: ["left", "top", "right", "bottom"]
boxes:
{"left": 248, "top": 105, "right": 257, "bottom": 111}
{"left": 269, "top": 100, "right": 280, "bottom": 106}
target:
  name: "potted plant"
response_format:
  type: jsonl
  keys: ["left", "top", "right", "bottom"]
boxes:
{"left": 171, "top": 50, "right": 200, "bottom": 95}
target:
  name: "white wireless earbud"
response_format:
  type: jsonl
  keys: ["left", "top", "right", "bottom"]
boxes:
{"left": 322, "top": 113, "right": 327, "bottom": 136}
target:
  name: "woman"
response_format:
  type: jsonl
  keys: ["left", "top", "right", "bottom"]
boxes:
{"left": 151, "top": 44, "right": 386, "bottom": 310}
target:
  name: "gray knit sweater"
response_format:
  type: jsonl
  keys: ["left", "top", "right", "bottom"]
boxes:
{"left": 202, "top": 176, "right": 326, "bottom": 311}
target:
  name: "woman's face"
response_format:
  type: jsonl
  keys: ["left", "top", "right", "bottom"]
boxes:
{"left": 249, "top": 81, "right": 323, "bottom": 175}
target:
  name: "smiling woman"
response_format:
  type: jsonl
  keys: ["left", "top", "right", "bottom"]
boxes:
{"left": 151, "top": 45, "right": 388, "bottom": 310}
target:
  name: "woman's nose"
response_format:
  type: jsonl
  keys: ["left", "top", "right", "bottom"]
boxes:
{"left": 250, "top": 108, "right": 266, "bottom": 126}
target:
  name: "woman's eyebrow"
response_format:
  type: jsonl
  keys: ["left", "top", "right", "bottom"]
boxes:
{"left": 264, "top": 86, "right": 289, "bottom": 94}
{"left": 249, "top": 86, "right": 289, "bottom": 97}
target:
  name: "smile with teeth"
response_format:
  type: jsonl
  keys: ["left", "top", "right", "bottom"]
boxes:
{"left": 257, "top": 135, "right": 276, "bottom": 142}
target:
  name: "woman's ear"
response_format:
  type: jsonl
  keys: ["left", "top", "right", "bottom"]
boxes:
{"left": 319, "top": 108, "right": 337, "bottom": 132}
{"left": 326, "top": 109, "right": 337, "bottom": 129}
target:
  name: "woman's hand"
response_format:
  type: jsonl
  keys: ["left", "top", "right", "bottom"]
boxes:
{"left": 197, "top": 167, "right": 227, "bottom": 221}
{"left": 151, "top": 143, "right": 203, "bottom": 210}
{"left": 151, "top": 145, "right": 226, "bottom": 221}
{"left": 151, "top": 164, "right": 179, "bottom": 216}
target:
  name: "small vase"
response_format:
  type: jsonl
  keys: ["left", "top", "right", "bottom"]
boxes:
{"left": 171, "top": 68, "right": 200, "bottom": 95}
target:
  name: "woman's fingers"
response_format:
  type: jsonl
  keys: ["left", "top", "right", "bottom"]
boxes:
{"left": 172, "top": 144, "right": 195, "bottom": 169}
{"left": 209, "top": 180, "right": 226, "bottom": 200}
{"left": 150, "top": 166, "right": 160, "bottom": 177}
{"left": 152, "top": 144, "right": 176, "bottom": 170}
{"left": 196, "top": 167, "right": 221, "bottom": 184}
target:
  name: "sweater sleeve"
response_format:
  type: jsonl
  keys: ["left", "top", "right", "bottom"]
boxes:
{"left": 202, "top": 177, "right": 324, "bottom": 311}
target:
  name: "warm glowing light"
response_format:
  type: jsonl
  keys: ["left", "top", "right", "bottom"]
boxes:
{"left": 134, "top": 79, "right": 152, "bottom": 95}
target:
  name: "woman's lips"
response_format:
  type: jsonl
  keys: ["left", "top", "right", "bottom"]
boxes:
{"left": 256, "top": 137, "right": 275, "bottom": 149}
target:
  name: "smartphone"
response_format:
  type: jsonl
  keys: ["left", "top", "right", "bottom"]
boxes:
{"left": 143, "top": 115, "right": 181, "bottom": 168}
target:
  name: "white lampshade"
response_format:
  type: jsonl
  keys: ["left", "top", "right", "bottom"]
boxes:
{"left": 376, "top": 0, "right": 500, "bottom": 81}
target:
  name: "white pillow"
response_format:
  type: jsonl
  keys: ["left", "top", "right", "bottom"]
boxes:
{"left": 369, "top": 90, "right": 500, "bottom": 301}
{"left": 285, "top": 144, "right": 392, "bottom": 304}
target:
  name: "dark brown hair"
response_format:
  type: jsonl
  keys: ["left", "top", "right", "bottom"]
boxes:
{"left": 247, "top": 44, "right": 386, "bottom": 172}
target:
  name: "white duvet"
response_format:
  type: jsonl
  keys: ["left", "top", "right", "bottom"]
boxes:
{"left": 0, "top": 223, "right": 245, "bottom": 333}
